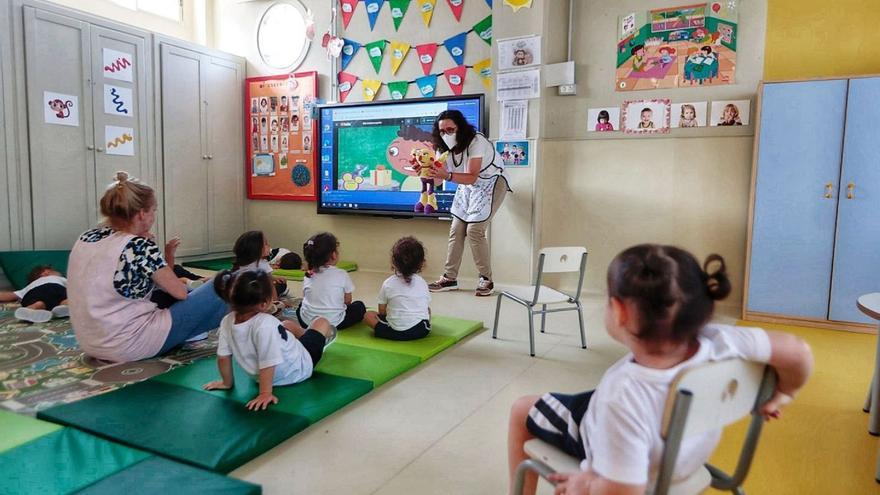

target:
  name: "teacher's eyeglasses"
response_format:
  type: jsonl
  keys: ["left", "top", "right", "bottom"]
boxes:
{"left": 439, "top": 126, "right": 457, "bottom": 135}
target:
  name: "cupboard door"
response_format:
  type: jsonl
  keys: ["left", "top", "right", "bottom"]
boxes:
{"left": 90, "top": 26, "right": 150, "bottom": 190}
{"left": 0, "top": 21, "right": 11, "bottom": 251}
{"left": 747, "top": 80, "right": 848, "bottom": 318}
{"left": 160, "top": 44, "right": 208, "bottom": 257}
{"left": 205, "top": 56, "right": 245, "bottom": 253}
{"left": 829, "top": 77, "right": 880, "bottom": 323}
{"left": 24, "top": 7, "right": 95, "bottom": 249}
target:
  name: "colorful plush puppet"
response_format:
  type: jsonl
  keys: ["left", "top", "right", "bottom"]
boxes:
{"left": 410, "top": 149, "right": 448, "bottom": 214}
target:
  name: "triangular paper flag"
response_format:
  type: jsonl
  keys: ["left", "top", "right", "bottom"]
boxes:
{"left": 338, "top": 72, "right": 358, "bottom": 103}
{"left": 340, "top": 0, "right": 358, "bottom": 28}
{"left": 474, "top": 15, "right": 493, "bottom": 45}
{"left": 389, "top": 0, "right": 410, "bottom": 31}
{"left": 388, "top": 81, "right": 409, "bottom": 100}
{"left": 389, "top": 41, "right": 411, "bottom": 75}
{"left": 485, "top": 0, "right": 492, "bottom": 7}
{"left": 415, "top": 43, "right": 438, "bottom": 76}
{"left": 363, "top": 79, "right": 382, "bottom": 102}
{"left": 340, "top": 39, "right": 361, "bottom": 71}
{"left": 365, "top": 0, "right": 385, "bottom": 30}
{"left": 365, "top": 40, "right": 386, "bottom": 74}
{"left": 416, "top": 74, "right": 438, "bottom": 97}
{"left": 472, "top": 58, "right": 492, "bottom": 89}
{"left": 419, "top": 0, "right": 437, "bottom": 27}
{"left": 446, "top": 0, "right": 465, "bottom": 21}
{"left": 443, "top": 32, "right": 467, "bottom": 66}
{"left": 444, "top": 65, "right": 467, "bottom": 95}
{"left": 503, "top": 0, "right": 532, "bottom": 12}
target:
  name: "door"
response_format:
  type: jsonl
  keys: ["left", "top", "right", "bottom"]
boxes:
{"left": 0, "top": 20, "right": 11, "bottom": 251}
{"left": 205, "top": 56, "right": 245, "bottom": 252}
{"left": 24, "top": 7, "right": 95, "bottom": 249}
{"left": 747, "top": 80, "right": 848, "bottom": 318}
{"left": 829, "top": 77, "right": 880, "bottom": 323}
{"left": 161, "top": 44, "right": 208, "bottom": 257}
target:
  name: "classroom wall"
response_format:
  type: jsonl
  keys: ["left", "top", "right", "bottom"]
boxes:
{"left": 212, "top": 0, "right": 543, "bottom": 286}
{"left": 764, "top": 0, "right": 880, "bottom": 80}
{"left": 44, "top": 0, "right": 203, "bottom": 42}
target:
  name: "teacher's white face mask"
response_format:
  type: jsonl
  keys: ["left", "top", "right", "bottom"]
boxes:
{"left": 442, "top": 133, "right": 457, "bottom": 150}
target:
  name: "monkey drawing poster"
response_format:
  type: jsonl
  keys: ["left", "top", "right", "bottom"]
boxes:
{"left": 44, "top": 91, "right": 79, "bottom": 126}
{"left": 246, "top": 71, "right": 318, "bottom": 201}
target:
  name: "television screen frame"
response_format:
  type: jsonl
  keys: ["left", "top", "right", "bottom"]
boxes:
{"left": 316, "top": 94, "right": 487, "bottom": 219}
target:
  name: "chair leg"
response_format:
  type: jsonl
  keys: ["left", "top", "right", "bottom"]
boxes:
{"left": 540, "top": 304, "right": 546, "bottom": 333}
{"left": 492, "top": 293, "right": 503, "bottom": 339}
{"left": 866, "top": 376, "right": 874, "bottom": 413}
{"left": 528, "top": 307, "right": 536, "bottom": 357}
{"left": 576, "top": 301, "right": 587, "bottom": 349}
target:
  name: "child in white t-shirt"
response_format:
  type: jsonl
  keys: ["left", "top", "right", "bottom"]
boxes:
{"left": 507, "top": 244, "right": 814, "bottom": 495}
{"left": 296, "top": 232, "right": 365, "bottom": 330}
{"left": 364, "top": 237, "right": 431, "bottom": 341}
{"left": 0, "top": 265, "right": 69, "bottom": 323}
{"left": 203, "top": 269, "right": 334, "bottom": 411}
{"left": 233, "top": 230, "right": 289, "bottom": 298}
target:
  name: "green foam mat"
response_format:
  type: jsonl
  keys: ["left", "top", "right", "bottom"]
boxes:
{"left": 0, "top": 427, "right": 150, "bottom": 494}
{"left": 315, "top": 343, "right": 420, "bottom": 386}
{"left": 337, "top": 323, "right": 457, "bottom": 361}
{"left": 152, "top": 359, "right": 373, "bottom": 423}
{"left": 0, "top": 409, "right": 62, "bottom": 453}
{"left": 274, "top": 260, "right": 359, "bottom": 280}
{"left": 428, "top": 315, "right": 485, "bottom": 341}
{"left": 181, "top": 257, "right": 236, "bottom": 271}
{"left": 38, "top": 380, "right": 310, "bottom": 473}
{"left": 77, "top": 457, "right": 262, "bottom": 495}
{"left": 183, "top": 258, "right": 358, "bottom": 277}
{"left": 0, "top": 250, "right": 71, "bottom": 289}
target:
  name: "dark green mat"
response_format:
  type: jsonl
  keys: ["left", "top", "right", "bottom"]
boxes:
{"left": 0, "top": 250, "right": 71, "bottom": 289}
{"left": 314, "top": 343, "right": 421, "bottom": 386}
{"left": 38, "top": 381, "right": 310, "bottom": 473}
{"left": 153, "top": 360, "right": 372, "bottom": 423}
{"left": 77, "top": 457, "right": 261, "bottom": 494}
{"left": 182, "top": 257, "right": 358, "bottom": 278}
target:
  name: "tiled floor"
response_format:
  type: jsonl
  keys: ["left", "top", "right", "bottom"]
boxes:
{"left": 228, "top": 270, "right": 739, "bottom": 494}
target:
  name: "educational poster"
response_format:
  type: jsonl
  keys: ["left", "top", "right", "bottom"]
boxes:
{"left": 105, "top": 125, "right": 135, "bottom": 155}
{"left": 710, "top": 99, "right": 750, "bottom": 126}
{"left": 497, "top": 69, "right": 540, "bottom": 101}
{"left": 615, "top": 2, "right": 738, "bottom": 91}
{"left": 622, "top": 99, "right": 670, "bottom": 134}
{"left": 103, "top": 85, "right": 133, "bottom": 117}
{"left": 246, "top": 72, "right": 318, "bottom": 201}
{"left": 496, "top": 140, "right": 530, "bottom": 167}
{"left": 43, "top": 91, "right": 78, "bottom": 126}
{"left": 102, "top": 48, "right": 133, "bottom": 82}
{"left": 670, "top": 101, "right": 707, "bottom": 127}
{"left": 500, "top": 99, "right": 527, "bottom": 140}
{"left": 587, "top": 107, "right": 621, "bottom": 132}
{"left": 497, "top": 35, "right": 541, "bottom": 70}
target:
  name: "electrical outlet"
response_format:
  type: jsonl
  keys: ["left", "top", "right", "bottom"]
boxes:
{"left": 558, "top": 84, "right": 577, "bottom": 96}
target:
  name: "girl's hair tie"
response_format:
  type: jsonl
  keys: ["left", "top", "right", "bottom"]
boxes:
{"left": 306, "top": 239, "right": 314, "bottom": 245}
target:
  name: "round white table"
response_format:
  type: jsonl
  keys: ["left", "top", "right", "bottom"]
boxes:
{"left": 856, "top": 292, "right": 880, "bottom": 482}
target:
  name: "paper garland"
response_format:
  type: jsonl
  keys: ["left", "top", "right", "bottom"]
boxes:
{"left": 472, "top": 58, "right": 492, "bottom": 89}
{"left": 443, "top": 65, "right": 467, "bottom": 95}
{"left": 446, "top": 0, "right": 464, "bottom": 21}
{"left": 389, "top": 40, "right": 411, "bottom": 75}
{"left": 419, "top": 0, "right": 437, "bottom": 27}
{"left": 415, "top": 74, "right": 439, "bottom": 97}
{"left": 389, "top": 0, "right": 410, "bottom": 30}
{"left": 388, "top": 80, "right": 410, "bottom": 100}
{"left": 340, "top": 0, "right": 486, "bottom": 30}
{"left": 474, "top": 14, "right": 492, "bottom": 45}
{"left": 338, "top": 63, "right": 485, "bottom": 102}
{"left": 340, "top": 38, "right": 361, "bottom": 71}
{"left": 362, "top": 79, "right": 383, "bottom": 101}
{"left": 365, "top": 0, "right": 385, "bottom": 30}
{"left": 416, "top": 43, "right": 439, "bottom": 75}
{"left": 340, "top": 0, "right": 358, "bottom": 28}
{"left": 365, "top": 39, "right": 386, "bottom": 73}
{"left": 443, "top": 32, "right": 467, "bottom": 66}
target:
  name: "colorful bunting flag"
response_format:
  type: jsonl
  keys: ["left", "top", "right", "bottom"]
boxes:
{"left": 415, "top": 43, "right": 439, "bottom": 75}
{"left": 365, "top": 0, "right": 385, "bottom": 30}
{"left": 338, "top": 72, "right": 358, "bottom": 103}
{"left": 387, "top": 81, "right": 409, "bottom": 100}
{"left": 472, "top": 58, "right": 492, "bottom": 89}
{"left": 340, "top": 39, "right": 361, "bottom": 71}
{"left": 389, "top": 41, "right": 411, "bottom": 75}
{"left": 389, "top": 0, "right": 410, "bottom": 31}
{"left": 444, "top": 65, "right": 467, "bottom": 95}
{"left": 340, "top": 0, "right": 358, "bottom": 29}
{"left": 446, "top": 0, "right": 465, "bottom": 21}
{"left": 443, "top": 32, "right": 467, "bottom": 66}
{"left": 474, "top": 15, "right": 493, "bottom": 45}
{"left": 416, "top": 74, "right": 438, "bottom": 97}
{"left": 485, "top": 0, "right": 492, "bottom": 7}
{"left": 365, "top": 39, "right": 386, "bottom": 74}
{"left": 363, "top": 79, "right": 382, "bottom": 101}
{"left": 419, "top": 0, "right": 437, "bottom": 27}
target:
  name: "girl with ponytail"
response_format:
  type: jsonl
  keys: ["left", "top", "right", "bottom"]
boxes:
{"left": 507, "top": 244, "right": 814, "bottom": 495}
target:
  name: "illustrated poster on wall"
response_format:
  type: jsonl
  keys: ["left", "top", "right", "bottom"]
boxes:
{"left": 495, "top": 140, "right": 530, "bottom": 167}
{"left": 103, "top": 48, "right": 134, "bottom": 82}
{"left": 44, "top": 91, "right": 79, "bottom": 126}
{"left": 615, "top": 2, "right": 737, "bottom": 91}
{"left": 497, "top": 35, "right": 541, "bottom": 71}
{"left": 105, "top": 126, "right": 135, "bottom": 156}
{"left": 246, "top": 72, "right": 319, "bottom": 201}
{"left": 103, "top": 85, "right": 133, "bottom": 117}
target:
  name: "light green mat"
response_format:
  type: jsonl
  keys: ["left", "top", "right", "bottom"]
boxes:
{"left": 274, "top": 260, "right": 359, "bottom": 281}
{"left": 338, "top": 324, "right": 458, "bottom": 361}
{"left": 0, "top": 410, "right": 62, "bottom": 453}
{"left": 314, "top": 343, "right": 421, "bottom": 386}
{"left": 426, "top": 315, "right": 485, "bottom": 341}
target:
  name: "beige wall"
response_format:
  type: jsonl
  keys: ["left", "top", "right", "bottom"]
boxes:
{"left": 44, "top": 0, "right": 202, "bottom": 41}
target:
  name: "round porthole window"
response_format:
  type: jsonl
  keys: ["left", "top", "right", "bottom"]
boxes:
{"left": 257, "top": 1, "right": 312, "bottom": 71}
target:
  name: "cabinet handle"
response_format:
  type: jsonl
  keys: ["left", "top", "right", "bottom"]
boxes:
{"left": 96, "top": 147, "right": 104, "bottom": 152}
{"left": 87, "top": 145, "right": 94, "bottom": 150}
{"left": 202, "top": 155, "right": 208, "bottom": 159}
{"left": 207, "top": 155, "right": 213, "bottom": 160}
{"left": 824, "top": 182, "right": 833, "bottom": 199}
{"left": 847, "top": 182, "right": 855, "bottom": 199}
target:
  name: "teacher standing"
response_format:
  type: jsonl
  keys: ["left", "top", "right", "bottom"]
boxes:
{"left": 427, "top": 110, "right": 510, "bottom": 297}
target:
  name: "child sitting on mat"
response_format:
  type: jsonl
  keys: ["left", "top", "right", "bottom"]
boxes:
{"left": 296, "top": 232, "right": 365, "bottom": 331}
{"left": 204, "top": 269, "right": 335, "bottom": 411}
{"left": 267, "top": 248, "right": 303, "bottom": 270}
{"left": 233, "top": 231, "right": 290, "bottom": 299}
{"left": 507, "top": 244, "right": 814, "bottom": 495}
{"left": 364, "top": 237, "right": 431, "bottom": 341}
{"left": 0, "top": 265, "right": 69, "bottom": 323}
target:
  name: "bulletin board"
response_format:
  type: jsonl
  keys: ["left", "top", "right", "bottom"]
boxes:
{"left": 246, "top": 71, "right": 319, "bottom": 201}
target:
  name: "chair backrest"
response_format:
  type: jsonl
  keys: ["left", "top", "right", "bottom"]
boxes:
{"left": 537, "top": 247, "right": 587, "bottom": 274}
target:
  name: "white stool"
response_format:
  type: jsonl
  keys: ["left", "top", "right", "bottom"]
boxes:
{"left": 855, "top": 293, "right": 880, "bottom": 483}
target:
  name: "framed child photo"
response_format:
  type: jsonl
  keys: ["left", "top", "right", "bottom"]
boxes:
{"left": 622, "top": 99, "right": 670, "bottom": 134}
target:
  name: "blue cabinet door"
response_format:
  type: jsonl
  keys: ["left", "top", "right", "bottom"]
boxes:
{"left": 747, "top": 80, "right": 848, "bottom": 318}
{"left": 830, "top": 77, "right": 880, "bottom": 323}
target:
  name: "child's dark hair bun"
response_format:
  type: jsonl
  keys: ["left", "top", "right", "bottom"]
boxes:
{"left": 703, "top": 254, "right": 731, "bottom": 301}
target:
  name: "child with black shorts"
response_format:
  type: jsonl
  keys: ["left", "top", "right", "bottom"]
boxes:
{"left": 364, "top": 237, "right": 431, "bottom": 341}
{"left": 0, "top": 265, "right": 69, "bottom": 323}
